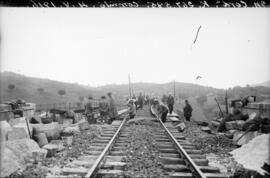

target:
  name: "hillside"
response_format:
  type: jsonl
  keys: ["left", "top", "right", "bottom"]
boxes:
{"left": 0, "top": 72, "right": 269, "bottom": 106}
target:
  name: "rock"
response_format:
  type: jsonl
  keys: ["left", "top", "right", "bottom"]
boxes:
{"left": 228, "top": 129, "right": 238, "bottom": 134}
{"left": 201, "top": 126, "right": 211, "bottom": 133}
{"left": 7, "top": 127, "right": 29, "bottom": 140}
{"left": 261, "top": 125, "right": 270, "bottom": 133}
{"left": 127, "top": 117, "right": 156, "bottom": 124}
{"left": 32, "top": 122, "right": 61, "bottom": 141}
{"left": 233, "top": 131, "right": 262, "bottom": 146}
{"left": 62, "top": 125, "right": 80, "bottom": 136}
{"left": 211, "top": 121, "right": 220, "bottom": 127}
{"left": 30, "top": 117, "right": 41, "bottom": 124}
{"left": 63, "top": 118, "right": 73, "bottom": 127}
{"left": 196, "top": 121, "right": 209, "bottom": 126}
{"left": 0, "top": 139, "right": 40, "bottom": 177}
{"left": 175, "top": 122, "right": 186, "bottom": 132}
{"left": 34, "top": 132, "right": 48, "bottom": 147}
{"left": 225, "top": 120, "right": 245, "bottom": 130}
{"left": 0, "top": 120, "right": 12, "bottom": 142}
{"left": 78, "top": 120, "right": 90, "bottom": 131}
{"left": 246, "top": 112, "right": 257, "bottom": 122}
{"left": 32, "top": 149, "right": 48, "bottom": 162}
{"left": 224, "top": 133, "right": 233, "bottom": 139}
{"left": 230, "top": 134, "right": 270, "bottom": 175}
{"left": 42, "top": 143, "right": 59, "bottom": 157}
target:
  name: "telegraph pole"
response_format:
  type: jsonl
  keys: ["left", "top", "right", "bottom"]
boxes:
{"left": 128, "top": 74, "right": 132, "bottom": 98}
{"left": 173, "top": 80, "right": 176, "bottom": 99}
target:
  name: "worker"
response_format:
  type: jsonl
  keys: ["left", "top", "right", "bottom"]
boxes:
{"left": 127, "top": 99, "right": 136, "bottom": 119}
{"left": 107, "top": 92, "right": 118, "bottom": 124}
{"left": 183, "top": 100, "right": 193, "bottom": 121}
{"left": 167, "top": 93, "right": 174, "bottom": 114}
{"left": 99, "top": 96, "right": 109, "bottom": 123}
{"left": 85, "top": 96, "right": 95, "bottom": 124}
{"left": 132, "top": 95, "right": 138, "bottom": 110}
{"left": 138, "top": 93, "right": 144, "bottom": 110}
{"left": 156, "top": 100, "right": 169, "bottom": 123}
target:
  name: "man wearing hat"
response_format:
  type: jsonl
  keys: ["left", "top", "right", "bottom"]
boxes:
{"left": 85, "top": 96, "right": 95, "bottom": 124}
{"left": 127, "top": 99, "right": 136, "bottom": 119}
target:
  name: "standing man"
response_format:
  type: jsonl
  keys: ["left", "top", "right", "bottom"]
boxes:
{"left": 138, "top": 93, "right": 144, "bottom": 110}
{"left": 85, "top": 96, "right": 95, "bottom": 124}
{"left": 107, "top": 92, "right": 118, "bottom": 124}
{"left": 183, "top": 100, "right": 193, "bottom": 121}
{"left": 156, "top": 100, "right": 169, "bottom": 123}
{"left": 99, "top": 96, "right": 109, "bottom": 123}
{"left": 167, "top": 93, "right": 174, "bottom": 114}
{"left": 127, "top": 99, "right": 136, "bottom": 119}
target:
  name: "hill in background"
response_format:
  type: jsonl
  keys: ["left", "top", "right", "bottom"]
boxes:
{"left": 1, "top": 72, "right": 269, "bottom": 107}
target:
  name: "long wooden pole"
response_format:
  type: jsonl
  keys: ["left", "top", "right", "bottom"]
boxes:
{"left": 128, "top": 74, "right": 132, "bottom": 98}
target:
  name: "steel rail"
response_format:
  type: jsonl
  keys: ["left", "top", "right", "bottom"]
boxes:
{"left": 150, "top": 105, "right": 207, "bottom": 178}
{"left": 85, "top": 114, "right": 128, "bottom": 178}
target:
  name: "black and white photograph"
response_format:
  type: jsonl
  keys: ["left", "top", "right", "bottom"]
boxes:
{"left": 0, "top": 4, "right": 269, "bottom": 178}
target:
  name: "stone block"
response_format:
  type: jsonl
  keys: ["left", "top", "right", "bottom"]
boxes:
{"left": 7, "top": 127, "right": 29, "bottom": 140}
{"left": 62, "top": 125, "right": 80, "bottom": 136}
{"left": 225, "top": 120, "right": 245, "bottom": 130}
{"left": 63, "top": 118, "right": 73, "bottom": 127}
{"left": 196, "top": 121, "right": 209, "bottom": 126}
{"left": 34, "top": 132, "right": 48, "bottom": 147}
{"left": 201, "top": 126, "right": 211, "bottom": 134}
{"left": 211, "top": 121, "right": 220, "bottom": 127}
{"left": 42, "top": 144, "right": 59, "bottom": 157}
{"left": 175, "top": 122, "right": 186, "bottom": 132}
{"left": 32, "top": 122, "right": 61, "bottom": 141}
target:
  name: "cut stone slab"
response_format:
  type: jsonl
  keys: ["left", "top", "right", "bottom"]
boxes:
{"left": 32, "top": 122, "right": 61, "bottom": 141}
{"left": 225, "top": 120, "right": 245, "bottom": 131}
{"left": 196, "top": 121, "right": 209, "bottom": 126}
{"left": 34, "top": 132, "right": 48, "bottom": 147}
{"left": 8, "top": 127, "right": 29, "bottom": 140}
{"left": 175, "top": 122, "right": 186, "bottom": 132}
{"left": 201, "top": 126, "right": 211, "bottom": 134}
{"left": 211, "top": 121, "right": 220, "bottom": 127}
{"left": 42, "top": 143, "right": 60, "bottom": 157}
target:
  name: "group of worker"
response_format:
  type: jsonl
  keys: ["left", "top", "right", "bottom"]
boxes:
{"left": 84, "top": 92, "right": 118, "bottom": 124}
{"left": 85, "top": 92, "right": 194, "bottom": 124}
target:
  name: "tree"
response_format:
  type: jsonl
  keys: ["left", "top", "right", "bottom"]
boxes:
{"left": 58, "top": 89, "right": 66, "bottom": 96}
{"left": 8, "top": 84, "right": 15, "bottom": 90}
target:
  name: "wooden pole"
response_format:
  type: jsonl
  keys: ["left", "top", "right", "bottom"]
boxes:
{"left": 225, "top": 90, "right": 228, "bottom": 115}
{"left": 128, "top": 74, "right": 132, "bottom": 98}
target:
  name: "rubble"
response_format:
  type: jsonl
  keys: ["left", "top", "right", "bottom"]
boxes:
{"left": 225, "top": 120, "right": 245, "bottom": 130}
{"left": 62, "top": 125, "right": 80, "bottom": 136}
{"left": 201, "top": 126, "right": 211, "bottom": 133}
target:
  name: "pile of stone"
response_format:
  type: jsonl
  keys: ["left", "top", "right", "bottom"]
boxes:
{"left": 210, "top": 109, "right": 270, "bottom": 146}
{"left": 0, "top": 101, "right": 90, "bottom": 177}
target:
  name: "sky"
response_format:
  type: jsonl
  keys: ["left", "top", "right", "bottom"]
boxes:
{"left": 1, "top": 8, "right": 269, "bottom": 89}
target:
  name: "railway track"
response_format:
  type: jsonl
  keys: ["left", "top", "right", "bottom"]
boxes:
{"left": 62, "top": 105, "right": 229, "bottom": 178}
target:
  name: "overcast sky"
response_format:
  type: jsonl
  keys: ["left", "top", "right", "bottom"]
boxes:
{"left": 1, "top": 8, "right": 269, "bottom": 89}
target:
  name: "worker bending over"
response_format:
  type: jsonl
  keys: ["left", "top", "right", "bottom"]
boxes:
{"left": 156, "top": 100, "right": 169, "bottom": 123}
